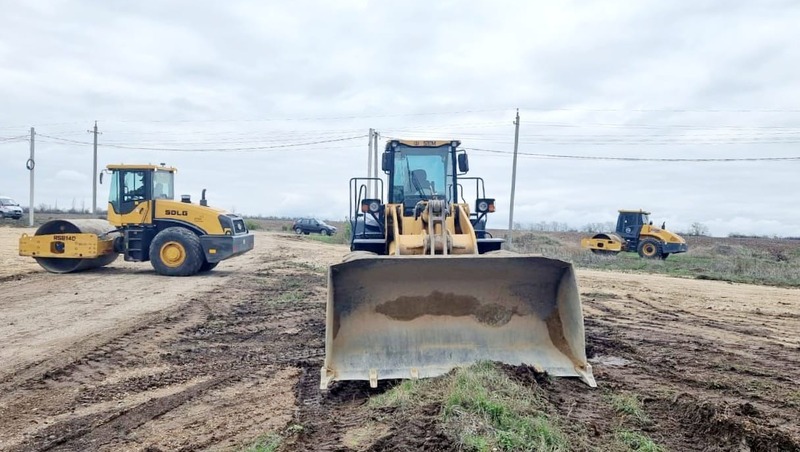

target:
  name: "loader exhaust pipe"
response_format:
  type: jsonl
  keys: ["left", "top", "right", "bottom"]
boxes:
{"left": 321, "top": 253, "right": 596, "bottom": 389}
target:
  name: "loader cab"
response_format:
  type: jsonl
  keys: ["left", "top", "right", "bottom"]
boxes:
{"left": 383, "top": 140, "right": 459, "bottom": 215}
{"left": 616, "top": 210, "right": 650, "bottom": 245}
{"left": 105, "top": 164, "right": 175, "bottom": 223}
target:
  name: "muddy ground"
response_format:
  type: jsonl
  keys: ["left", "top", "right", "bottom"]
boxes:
{"left": 0, "top": 227, "right": 798, "bottom": 451}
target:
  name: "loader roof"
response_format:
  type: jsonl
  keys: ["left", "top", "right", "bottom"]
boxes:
{"left": 618, "top": 209, "right": 651, "bottom": 214}
{"left": 107, "top": 164, "right": 177, "bottom": 172}
{"left": 388, "top": 139, "right": 460, "bottom": 148}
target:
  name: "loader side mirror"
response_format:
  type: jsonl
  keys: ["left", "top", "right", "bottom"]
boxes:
{"left": 457, "top": 153, "right": 469, "bottom": 173}
{"left": 381, "top": 152, "right": 392, "bottom": 172}
{"left": 99, "top": 172, "right": 103, "bottom": 184}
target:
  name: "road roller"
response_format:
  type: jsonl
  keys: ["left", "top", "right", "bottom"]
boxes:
{"left": 580, "top": 209, "right": 688, "bottom": 259}
{"left": 19, "top": 164, "right": 254, "bottom": 276}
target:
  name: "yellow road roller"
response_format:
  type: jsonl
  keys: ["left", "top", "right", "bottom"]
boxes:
{"left": 581, "top": 209, "right": 688, "bottom": 259}
{"left": 19, "top": 164, "right": 254, "bottom": 276}
{"left": 321, "top": 140, "right": 596, "bottom": 390}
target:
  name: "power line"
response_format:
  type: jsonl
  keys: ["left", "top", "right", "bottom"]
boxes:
{"left": 466, "top": 147, "right": 800, "bottom": 162}
{"left": 35, "top": 134, "right": 368, "bottom": 152}
{"left": 103, "top": 108, "right": 512, "bottom": 124}
{"left": 0, "top": 135, "right": 28, "bottom": 142}
{"left": 520, "top": 107, "right": 800, "bottom": 113}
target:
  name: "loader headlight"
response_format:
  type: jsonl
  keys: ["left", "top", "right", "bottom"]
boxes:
{"left": 476, "top": 198, "right": 495, "bottom": 213}
{"left": 361, "top": 198, "right": 382, "bottom": 214}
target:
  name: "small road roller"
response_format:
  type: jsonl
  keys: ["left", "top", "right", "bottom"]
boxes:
{"left": 581, "top": 209, "right": 688, "bottom": 259}
{"left": 19, "top": 164, "right": 254, "bottom": 276}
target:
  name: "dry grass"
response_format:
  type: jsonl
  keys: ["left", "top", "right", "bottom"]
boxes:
{"left": 508, "top": 232, "right": 800, "bottom": 287}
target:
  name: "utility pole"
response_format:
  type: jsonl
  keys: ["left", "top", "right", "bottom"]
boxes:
{"left": 87, "top": 121, "right": 99, "bottom": 214}
{"left": 28, "top": 127, "right": 35, "bottom": 227}
{"left": 372, "top": 131, "right": 380, "bottom": 197}
{"left": 367, "top": 128, "right": 374, "bottom": 197}
{"left": 508, "top": 109, "right": 520, "bottom": 247}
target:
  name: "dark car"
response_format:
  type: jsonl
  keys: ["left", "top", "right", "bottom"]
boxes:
{"left": 293, "top": 218, "right": 337, "bottom": 236}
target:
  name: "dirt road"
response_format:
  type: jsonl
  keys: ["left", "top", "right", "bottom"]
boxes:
{"left": 0, "top": 228, "right": 798, "bottom": 451}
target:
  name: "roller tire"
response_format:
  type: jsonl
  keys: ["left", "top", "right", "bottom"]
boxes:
{"left": 637, "top": 238, "right": 662, "bottom": 259}
{"left": 149, "top": 227, "right": 204, "bottom": 276}
{"left": 199, "top": 261, "right": 219, "bottom": 272}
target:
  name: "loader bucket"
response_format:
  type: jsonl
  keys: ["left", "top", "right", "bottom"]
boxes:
{"left": 321, "top": 253, "right": 596, "bottom": 389}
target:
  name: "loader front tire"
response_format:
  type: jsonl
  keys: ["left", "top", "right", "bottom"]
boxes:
{"left": 150, "top": 227, "right": 204, "bottom": 276}
{"left": 637, "top": 238, "right": 662, "bottom": 259}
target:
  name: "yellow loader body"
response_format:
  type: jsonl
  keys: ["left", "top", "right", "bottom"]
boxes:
{"left": 324, "top": 139, "right": 596, "bottom": 389}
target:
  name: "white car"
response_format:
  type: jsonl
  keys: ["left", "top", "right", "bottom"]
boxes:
{"left": 0, "top": 196, "right": 23, "bottom": 219}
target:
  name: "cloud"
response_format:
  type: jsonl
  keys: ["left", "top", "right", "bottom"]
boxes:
{"left": 0, "top": 1, "right": 799, "bottom": 236}
{"left": 55, "top": 169, "right": 87, "bottom": 182}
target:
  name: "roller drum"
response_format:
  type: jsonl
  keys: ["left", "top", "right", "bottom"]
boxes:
{"left": 33, "top": 219, "right": 120, "bottom": 273}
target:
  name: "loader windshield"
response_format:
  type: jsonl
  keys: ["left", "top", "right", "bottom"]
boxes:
{"left": 392, "top": 145, "right": 451, "bottom": 205}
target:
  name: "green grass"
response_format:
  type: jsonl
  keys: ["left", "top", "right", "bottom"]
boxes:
{"left": 244, "top": 219, "right": 262, "bottom": 230}
{"left": 284, "top": 261, "right": 327, "bottom": 274}
{"left": 242, "top": 425, "right": 303, "bottom": 452}
{"left": 510, "top": 232, "right": 800, "bottom": 287}
{"left": 242, "top": 433, "right": 282, "bottom": 452}
{"left": 370, "top": 362, "right": 568, "bottom": 452}
{"left": 306, "top": 232, "right": 350, "bottom": 245}
{"left": 787, "top": 390, "right": 800, "bottom": 407}
{"left": 615, "top": 429, "right": 664, "bottom": 452}
{"left": 609, "top": 393, "right": 650, "bottom": 425}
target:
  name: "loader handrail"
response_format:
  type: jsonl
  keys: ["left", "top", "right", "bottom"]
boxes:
{"left": 348, "top": 177, "right": 385, "bottom": 243}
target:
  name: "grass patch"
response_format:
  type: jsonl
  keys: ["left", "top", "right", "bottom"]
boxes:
{"left": 511, "top": 232, "right": 800, "bottom": 287}
{"left": 370, "top": 362, "right": 568, "bottom": 452}
{"left": 306, "top": 233, "right": 350, "bottom": 245}
{"left": 615, "top": 429, "right": 664, "bottom": 452}
{"left": 368, "top": 379, "right": 424, "bottom": 409}
{"left": 284, "top": 261, "right": 327, "bottom": 275}
{"left": 242, "top": 433, "right": 282, "bottom": 452}
{"left": 242, "top": 425, "right": 303, "bottom": 452}
{"left": 609, "top": 393, "right": 650, "bottom": 425}
{"left": 245, "top": 219, "right": 262, "bottom": 230}
{"left": 787, "top": 390, "right": 800, "bottom": 407}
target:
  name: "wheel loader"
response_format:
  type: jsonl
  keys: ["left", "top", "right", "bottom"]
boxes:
{"left": 321, "top": 140, "right": 596, "bottom": 389}
{"left": 19, "top": 164, "right": 254, "bottom": 276}
{"left": 581, "top": 209, "right": 688, "bottom": 259}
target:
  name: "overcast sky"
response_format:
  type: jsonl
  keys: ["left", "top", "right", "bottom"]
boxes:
{"left": 1, "top": 0, "right": 799, "bottom": 236}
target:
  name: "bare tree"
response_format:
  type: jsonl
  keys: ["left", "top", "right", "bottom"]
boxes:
{"left": 688, "top": 222, "right": 710, "bottom": 236}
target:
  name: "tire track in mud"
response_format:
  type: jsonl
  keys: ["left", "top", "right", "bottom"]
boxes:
{"left": 582, "top": 294, "right": 800, "bottom": 451}
{"left": 0, "top": 259, "right": 329, "bottom": 452}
